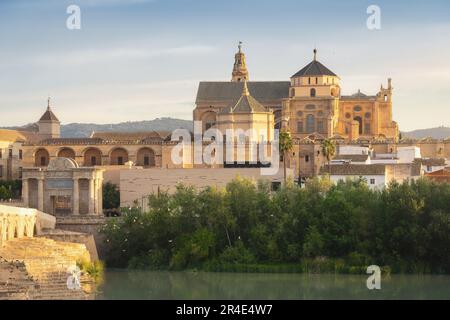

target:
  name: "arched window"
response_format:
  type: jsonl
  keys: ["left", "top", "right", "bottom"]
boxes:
{"left": 354, "top": 116, "right": 363, "bottom": 135}
{"left": 310, "top": 88, "right": 316, "bottom": 97}
{"left": 306, "top": 114, "right": 315, "bottom": 133}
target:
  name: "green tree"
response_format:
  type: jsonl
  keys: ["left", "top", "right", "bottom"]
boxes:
{"left": 103, "top": 182, "right": 120, "bottom": 209}
{"left": 0, "top": 185, "right": 12, "bottom": 200}
{"left": 321, "top": 138, "right": 336, "bottom": 175}
{"left": 279, "top": 130, "right": 293, "bottom": 184}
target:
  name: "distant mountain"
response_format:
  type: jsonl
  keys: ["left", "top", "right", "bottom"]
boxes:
{"left": 402, "top": 126, "right": 450, "bottom": 140}
{"left": 2, "top": 117, "right": 193, "bottom": 138}
{"left": 60, "top": 118, "right": 193, "bottom": 138}
{"left": 4, "top": 120, "right": 449, "bottom": 140}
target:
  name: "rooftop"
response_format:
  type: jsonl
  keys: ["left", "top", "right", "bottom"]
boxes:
{"left": 291, "top": 50, "right": 338, "bottom": 78}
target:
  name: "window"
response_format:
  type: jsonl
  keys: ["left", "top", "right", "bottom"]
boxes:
{"left": 370, "top": 179, "right": 375, "bottom": 185}
{"left": 353, "top": 105, "right": 362, "bottom": 112}
{"left": 354, "top": 116, "right": 363, "bottom": 134}
{"left": 0, "top": 150, "right": 2, "bottom": 158}
{"left": 19, "top": 150, "right": 23, "bottom": 160}
{"left": 144, "top": 156, "right": 150, "bottom": 166}
{"left": 345, "top": 112, "right": 351, "bottom": 119}
{"left": 308, "top": 77, "right": 311, "bottom": 84}
{"left": 364, "top": 122, "right": 371, "bottom": 134}
{"left": 310, "top": 88, "right": 316, "bottom": 97}
{"left": 0, "top": 165, "right": 3, "bottom": 178}
{"left": 40, "top": 156, "right": 47, "bottom": 166}
{"left": 317, "top": 121, "right": 324, "bottom": 133}
{"left": 305, "top": 155, "right": 309, "bottom": 162}
{"left": 91, "top": 156, "right": 97, "bottom": 166}
{"left": 306, "top": 114, "right": 315, "bottom": 133}
{"left": 297, "top": 121, "right": 304, "bottom": 133}
{"left": 9, "top": 149, "right": 13, "bottom": 158}
{"left": 315, "top": 77, "right": 318, "bottom": 84}
{"left": 365, "top": 112, "right": 371, "bottom": 119}
{"left": 427, "top": 165, "right": 432, "bottom": 172}
{"left": 305, "top": 104, "right": 316, "bottom": 110}
{"left": 297, "top": 111, "right": 303, "bottom": 117}
{"left": 317, "top": 111, "right": 324, "bottom": 117}
{"left": 118, "top": 156, "right": 124, "bottom": 165}
{"left": 19, "top": 167, "right": 22, "bottom": 179}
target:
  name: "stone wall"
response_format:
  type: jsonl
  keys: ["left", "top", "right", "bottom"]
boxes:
{"left": 55, "top": 216, "right": 106, "bottom": 259}
{"left": 120, "top": 167, "right": 290, "bottom": 209}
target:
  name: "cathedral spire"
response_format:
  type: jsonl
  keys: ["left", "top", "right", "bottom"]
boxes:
{"left": 231, "top": 41, "right": 249, "bottom": 82}
{"left": 242, "top": 80, "right": 249, "bottom": 96}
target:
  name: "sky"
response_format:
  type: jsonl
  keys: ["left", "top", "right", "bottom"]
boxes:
{"left": 0, "top": 0, "right": 449, "bottom": 131}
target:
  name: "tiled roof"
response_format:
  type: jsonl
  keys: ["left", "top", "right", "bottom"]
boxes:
{"left": 37, "top": 138, "right": 104, "bottom": 145}
{"left": 321, "top": 164, "right": 386, "bottom": 175}
{"left": 221, "top": 82, "right": 268, "bottom": 114}
{"left": 292, "top": 60, "right": 337, "bottom": 77}
{"left": 341, "top": 90, "right": 377, "bottom": 101}
{"left": 90, "top": 131, "right": 171, "bottom": 142}
{"left": 39, "top": 107, "right": 60, "bottom": 122}
{"left": 0, "top": 129, "right": 41, "bottom": 143}
{"left": 195, "top": 81, "right": 289, "bottom": 104}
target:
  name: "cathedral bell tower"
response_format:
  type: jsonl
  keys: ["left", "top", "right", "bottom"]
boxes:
{"left": 231, "top": 41, "right": 249, "bottom": 82}
{"left": 38, "top": 97, "right": 61, "bottom": 139}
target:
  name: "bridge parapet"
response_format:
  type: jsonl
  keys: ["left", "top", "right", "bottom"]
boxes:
{"left": 0, "top": 204, "right": 56, "bottom": 246}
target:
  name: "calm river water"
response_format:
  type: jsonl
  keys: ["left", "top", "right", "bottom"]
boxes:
{"left": 95, "top": 270, "right": 450, "bottom": 300}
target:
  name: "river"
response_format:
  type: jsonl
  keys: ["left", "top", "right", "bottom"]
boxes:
{"left": 95, "top": 270, "right": 450, "bottom": 299}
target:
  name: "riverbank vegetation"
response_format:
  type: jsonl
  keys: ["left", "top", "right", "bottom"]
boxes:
{"left": 101, "top": 177, "right": 450, "bottom": 274}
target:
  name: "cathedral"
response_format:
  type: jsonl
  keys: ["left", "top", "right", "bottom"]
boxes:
{"left": 5, "top": 42, "right": 445, "bottom": 185}
{"left": 194, "top": 44, "right": 399, "bottom": 143}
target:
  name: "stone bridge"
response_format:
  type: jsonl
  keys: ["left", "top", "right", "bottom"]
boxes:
{"left": 0, "top": 204, "right": 56, "bottom": 246}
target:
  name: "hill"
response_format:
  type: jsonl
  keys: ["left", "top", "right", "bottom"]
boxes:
{"left": 402, "top": 126, "right": 450, "bottom": 140}
{"left": 3, "top": 118, "right": 193, "bottom": 138}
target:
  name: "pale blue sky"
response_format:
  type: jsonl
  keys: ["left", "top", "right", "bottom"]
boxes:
{"left": 0, "top": 0, "right": 449, "bottom": 131}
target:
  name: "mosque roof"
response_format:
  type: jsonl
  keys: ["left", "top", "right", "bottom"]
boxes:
{"left": 195, "top": 81, "right": 289, "bottom": 104}
{"left": 220, "top": 82, "right": 268, "bottom": 114}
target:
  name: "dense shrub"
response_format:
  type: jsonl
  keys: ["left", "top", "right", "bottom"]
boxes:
{"left": 101, "top": 177, "right": 450, "bottom": 274}
{"left": 103, "top": 182, "right": 120, "bottom": 209}
{"left": 0, "top": 180, "right": 21, "bottom": 200}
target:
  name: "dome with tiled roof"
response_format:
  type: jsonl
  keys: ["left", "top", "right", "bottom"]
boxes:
{"left": 291, "top": 49, "right": 338, "bottom": 78}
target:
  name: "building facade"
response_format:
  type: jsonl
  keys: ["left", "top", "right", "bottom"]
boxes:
{"left": 0, "top": 43, "right": 449, "bottom": 184}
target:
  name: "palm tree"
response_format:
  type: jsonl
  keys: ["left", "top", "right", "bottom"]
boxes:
{"left": 321, "top": 138, "right": 336, "bottom": 176}
{"left": 279, "top": 130, "right": 293, "bottom": 184}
